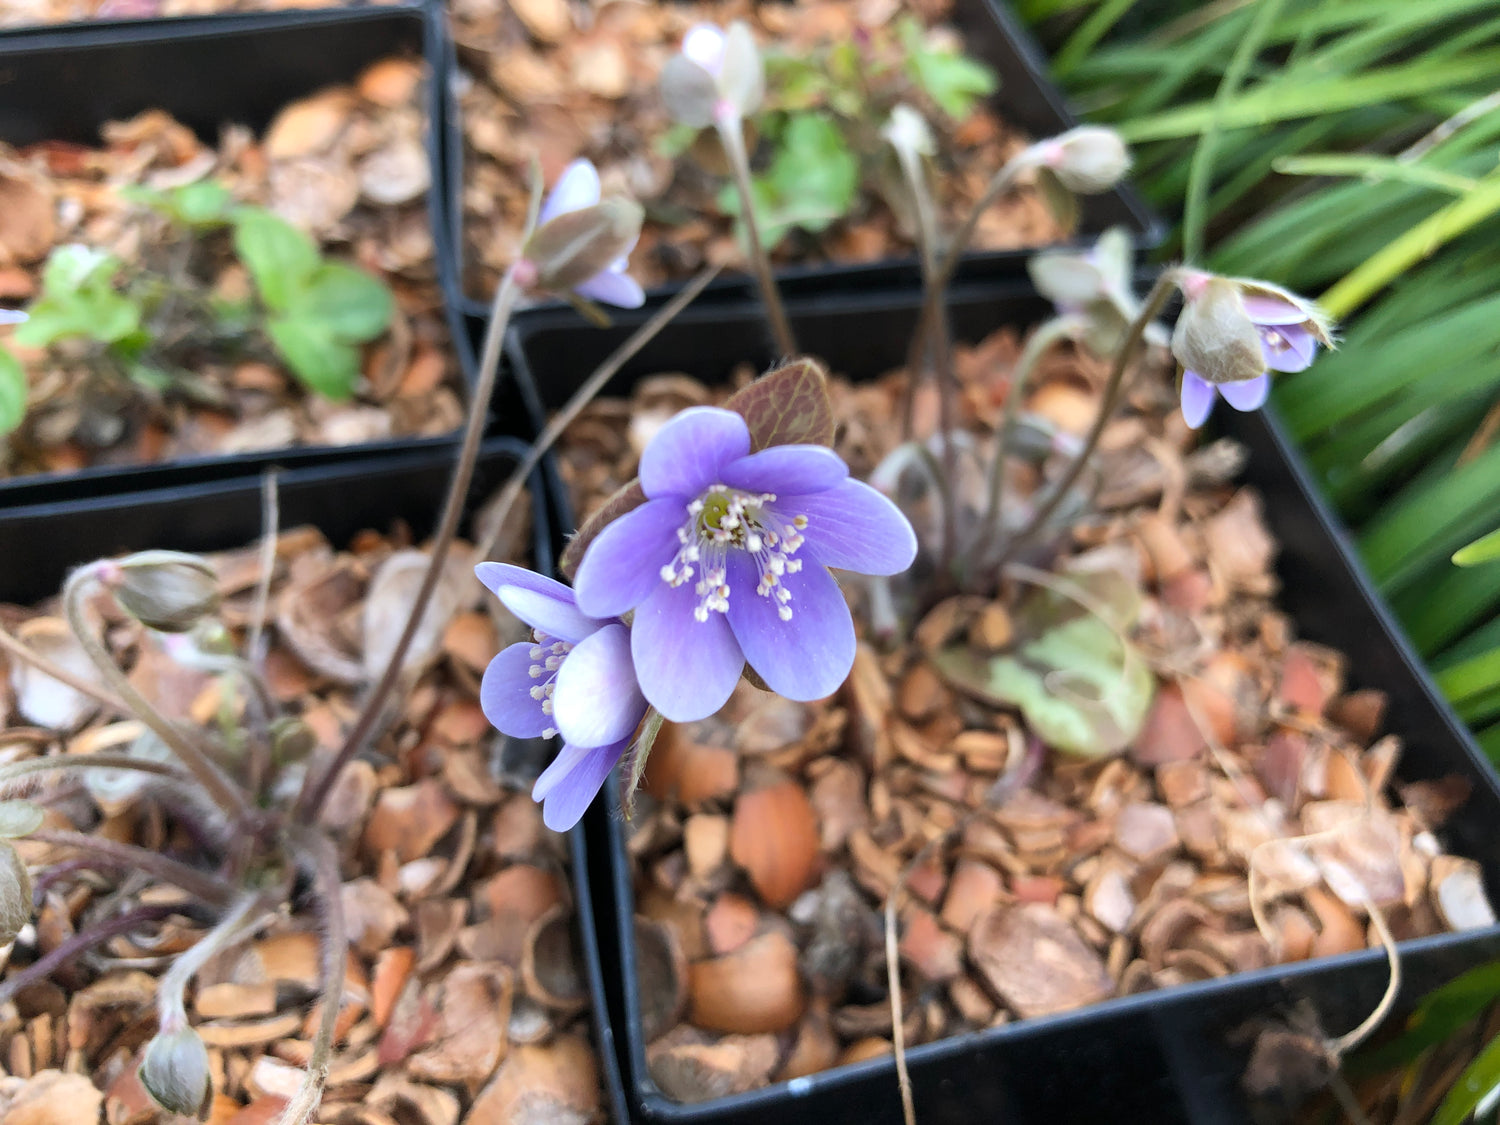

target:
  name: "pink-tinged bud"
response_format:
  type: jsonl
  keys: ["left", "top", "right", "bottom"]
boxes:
{"left": 0, "top": 843, "right": 31, "bottom": 946}
{"left": 112, "top": 553, "right": 220, "bottom": 633}
{"left": 660, "top": 21, "right": 763, "bottom": 127}
{"left": 522, "top": 197, "right": 645, "bottom": 295}
{"left": 1039, "top": 126, "right": 1131, "bottom": 194}
{"left": 139, "top": 1024, "right": 213, "bottom": 1120}
{"left": 1172, "top": 277, "right": 1267, "bottom": 385}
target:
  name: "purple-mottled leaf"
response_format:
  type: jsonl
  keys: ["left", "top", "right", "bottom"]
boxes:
{"left": 560, "top": 478, "right": 647, "bottom": 580}
{"left": 724, "top": 356, "right": 835, "bottom": 452}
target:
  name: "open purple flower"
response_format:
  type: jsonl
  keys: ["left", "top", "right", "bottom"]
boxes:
{"left": 518, "top": 159, "right": 644, "bottom": 309}
{"left": 572, "top": 407, "right": 917, "bottom": 723}
{"left": 476, "top": 562, "right": 647, "bottom": 831}
{"left": 1173, "top": 273, "right": 1331, "bottom": 429}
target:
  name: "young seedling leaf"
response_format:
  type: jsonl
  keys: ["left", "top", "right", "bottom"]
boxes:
{"left": 297, "top": 262, "right": 394, "bottom": 343}
{"left": 168, "top": 181, "right": 234, "bottom": 227}
{"left": 0, "top": 347, "right": 24, "bottom": 436}
{"left": 724, "top": 356, "right": 836, "bottom": 450}
{"left": 233, "top": 209, "right": 320, "bottom": 312}
{"left": 901, "top": 16, "right": 998, "bottom": 118}
{"left": 560, "top": 478, "right": 649, "bottom": 580}
{"left": 767, "top": 114, "right": 859, "bottom": 232}
{"left": 267, "top": 315, "right": 361, "bottom": 400}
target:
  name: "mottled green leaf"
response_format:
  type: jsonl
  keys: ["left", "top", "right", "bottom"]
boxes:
{"left": 724, "top": 356, "right": 835, "bottom": 452}
{"left": 267, "top": 315, "right": 360, "bottom": 400}
{"left": 560, "top": 478, "right": 648, "bottom": 580}
{"left": 0, "top": 347, "right": 25, "bottom": 436}
{"left": 233, "top": 209, "right": 319, "bottom": 312}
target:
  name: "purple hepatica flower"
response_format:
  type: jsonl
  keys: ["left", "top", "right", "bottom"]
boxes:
{"left": 476, "top": 562, "right": 646, "bottom": 831}
{"left": 527, "top": 159, "right": 644, "bottom": 309}
{"left": 573, "top": 407, "right": 918, "bottom": 723}
{"left": 1175, "top": 273, "right": 1331, "bottom": 430}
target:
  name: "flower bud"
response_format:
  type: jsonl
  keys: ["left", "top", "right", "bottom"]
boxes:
{"left": 270, "top": 716, "right": 317, "bottom": 765}
{"left": 139, "top": 1024, "right": 213, "bottom": 1120}
{"left": 1039, "top": 127, "right": 1131, "bottom": 194}
{"left": 660, "top": 21, "right": 763, "bottom": 127}
{"left": 1171, "top": 277, "right": 1266, "bottom": 385}
{"left": 523, "top": 197, "right": 645, "bottom": 294}
{"left": 883, "top": 104, "right": 936, "bottom": 159}
{"left": 0, "top": 843, "right": 32, "bottom": 946}
{"left": 113, "top": 554, "right": 220, "bottom": 633}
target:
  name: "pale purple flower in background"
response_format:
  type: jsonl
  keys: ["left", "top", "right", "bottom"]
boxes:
{"left": 0, "top": 310, "right": 26, "bottom": 326}
{"left": 573, "top": 407, "right": 917, "bottom": 723}
{"left": 1174, "top": 272, "right": 1332, "bottom": 430}
{"left": 476, "top": 562, "right": 646, "bottom": 830}
{"left": 660, "top": 21, "right": 764, "bottom": 127}
{"left": 515, "top": 159, "right": 644, "bottom": 309}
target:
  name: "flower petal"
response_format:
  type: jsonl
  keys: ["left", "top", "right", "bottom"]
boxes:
{"left": 1217, "top": 373, "right": 1271, "bottom": 412}
{"left": 573, "top": 497, "right": 684, "bottom": 618}
{"left": 539, "top": 159, "right": 601, "bottom": 225}
{"left": 573, "top": 268, "right": 645, "bottom": 309}
{"left": 638, "top": 406, "right": 750, "bottom": 500}
{"left": 480, "top": 642, "right": 551, "bottom": 738}
{"left": 476, "top": 562, "right": 572, "bottom": 601}
{"left": 725, "top": 554, "right": 855, "bottom": 701}
{"left": 631, "top": 579, "right": 743, "bottom": 722}
{"left": 497, "top": 585, "right": 604, "bottom": 644}
{"left": 1180, "top": 370, "right": 1216, "bottom": 429}
{"left": 533, "top": 740, "right": 627, "bottom": 831}
{"left": 719, "top": 444, "right": 848, "bottom": 495}
{"left": 778, "top": 480, "right": 917, "bottom": 576}
{"left": 1240, "top": 292, "right": 1307, "bottom": 325}
{"left": 681, "top": 23, "right": 726, "bottom": 74}
{"left": 1259, "top": 323, "right": 1317, "bottom": 373}
{"left": 552, "top": 623, "right": 647, "bottom": 746}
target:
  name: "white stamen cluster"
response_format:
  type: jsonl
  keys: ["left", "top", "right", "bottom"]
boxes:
{"left": 1259, "top": 326, "right": 1293, "bottom": 359}
{"left": 526, "top": 638, "right": 572, "bottom": 739}
{"left": 658, "top": 485, "right": 808, "bottom": 623}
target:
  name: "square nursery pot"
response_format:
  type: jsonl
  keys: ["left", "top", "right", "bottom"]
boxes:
{"left": 0, "top": 433, "right": 630, "bottom": 1125}
{"left": 506, "top": 284, "right": 1500, "bottom": 1124}
{"left": 447, "top": 0, "right": 1164, "bottom": 323}
{"left": 0, "top": 3, "right": 513, "bottom": 510}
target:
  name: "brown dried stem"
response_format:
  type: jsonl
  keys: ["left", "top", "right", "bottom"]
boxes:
{"left": 296, "top": 267, "right": 524, "bottom": 823}
{"left": 716, "top": 115, "right": 796, "bottom": 357}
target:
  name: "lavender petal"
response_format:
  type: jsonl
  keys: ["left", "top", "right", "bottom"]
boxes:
{"left": 480, "top": 642, "right": 551, "bottom": 738}
{"left": 535, "top": 741, "right": 627, "bottom": 832}
{"left": 574, "top": 268, "right": 644, "bottom": 309}
{"left": 1180, "top": 370, "right": 1216, "bottom": 429}
{"left": 552, "top": 623, "right": 647, "bottom": 746}
{"left": 497, "top": 585, "right": 606, "bottom": 644}
{"left": 1217, "top": 373, "right": 1271, "bottom": 412}
{"left": 720, "top": 444, "right": 848, "bottom": 495}
{"left": 1259, "top": 323, "right": 1317, "bottom": 373}
{"left": 573, "top": 497, "right": 685, "bottom": 618}
{"left": 638, "top": 407, "right": 749, "bottom": 500}
{"left": 1241, "top": 293, "right": 1307, "bottom": 325}
{"left": 726, "top": 555, "right": 855, "bottom": 701}
{"left": 777, "top": 480, "right": 917, "bottom": 576}
{"left": 681, "top": 23, "right": 727, "bottom": 74}
{"left": 539, "top": 158, "right": 600, "bottom": 225}
{"left": 631, "top": 579, "right": 743, "bottom": 722}
{"left": 476, "top": 562, "right": 572, "bottom": 601}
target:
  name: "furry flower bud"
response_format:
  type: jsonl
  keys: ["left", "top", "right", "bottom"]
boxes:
{"left": 139, "top": 1024, "right": 213, "bottom": 1120}
{"left": 1172, "top": 277, "right": 1266, "bottom": 386}
{"left": 660, "top": 21, "right": 764, "bottom": 127}
{"left": 882, "top": 104, "right": 937, "bottom": 159}
{"left": 111, "top": 554, "right": 220, "bottom": 633}
{"left": 523, "top": 197, "right": 644, "bottom": 295}
{"left": 1038, "top": 127, "right": 1131, "bottom": 194}
{"left": 0, "top": 843, "right": 30, "bottom": 945}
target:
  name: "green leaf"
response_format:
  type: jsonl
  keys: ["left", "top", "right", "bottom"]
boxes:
{"left": 1434, "top": 1029, "right": 1500, "bottom": 1125}
{"left": 170, "top": 181, "right": 234, "bottom": 227}
{"left": 1274, "top": 152, "right": 1478, "bottom": 195}
{"left": 1352, "top": 960, "right": 1500, "bottom": 1074}
{"left": 724, "top": 356, "right": 836, "bottom": 452}
{"left": 15, "top": 248, "right": 141, "bottom": 348}
{"left": 296, "top": 263, "right": 393, "bottom": 343}
{"left": 1455, "top": 526, "right": 1500, "bottom": 566}
{"left": 233, "top": 209, "right": 319, "bottom": 312}
{"left": 0, "top": 347, "right": 25, "bottom": 436}
{"left": 266, "top": 315, "right": 360, "bottom": 400}
{"left": 763, "top": 113, "right": 860, "bottom": 232}
{"left": 42, "top": 244, "right": 119, "bottom": 292}
{"left": 901, "top": 16, "right": 998, "bottom": 118}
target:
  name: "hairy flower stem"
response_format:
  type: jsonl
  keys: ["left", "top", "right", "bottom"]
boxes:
{"left": 296, "top": 268, "right": 524, "bottom": 824}
{"left": 0, "top": 624, "right": 130, "bottom": 716}
{"left": 970, "top": 315, "right": 1086, "bottom": 575}
{"left": 63, "top": 567, "right": 253, "bottom": 826}
{"left": 276, "top": 834, "right": 347, "bottom": 1125}
{"left": 157, "top": 892, "right": 262, "bottom": 1026}
{"left": 0, "top": 903, "right": 178, "bottom": 1007}
{"left": 0, "top": 752, "right": 189, "bottom": 791}
{"left": 996, "top": 272, "right": 1180, "bottom": 568}
{"left": 716, "top": 114, "right": 797, "bottom": 357}
{"left": 894, "top": 144, "right": 959, "bottom": 573}
{"left": 30, "top": 829, "right": 233, "bottom": 903}
{"left": 476, "top": 265, "right": 722, "bottom": 562}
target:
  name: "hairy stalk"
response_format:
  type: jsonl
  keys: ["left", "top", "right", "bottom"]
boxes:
{"left": 997, "top": 272, "right": 1180, "bottom": 567}
{"left": 716, "top": 114, "right": 796, "bottom": 357}
{"left": 276, "top": 833, "right": 347, "bottom": 1125}
{"left": 476, "top": 264, "right": 722, "bottom": 561}
{"left": 971, "top": 315, "right": 1087, "bottom": 574}
{"left": 295, "top": 268, "right": 524, "bottom": 822}
{"left": 0, "top": 752, "right": 189, "bottom": 792}
{"left": 895, "top": 143, "right": 959, "bottom": 571}
{"left": 0, "top": 624, "right": 131, "bottom": 716}
{"left": 248, "top": 468, "right": 280, "bottom": 667}
{"left": 0, "top": 903, "right": 179, "bottom": 1006}
{"left": 30, "top": 828, "right": 233, "bottom": 903}
{"left": 156, "top": 892, "right": 262, "bottom": 1024}
{"left": 63, "top": 566, "right": 252, "bottom": 825}
{"left": 904, "top": 148, "right": 1041, "bottom": 430}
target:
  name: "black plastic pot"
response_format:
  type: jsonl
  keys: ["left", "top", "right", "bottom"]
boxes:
{"left": 446, "top": 0, "right": 1163, "bottom": 321}
{"left": 0, "top": 433, "right": 631, "bottom": 1125}
{"left": 507, "top": 284, "right": 1500, "bottom": 1124}
{"left": 0, "top": 3, "right": 504, "bottom": 509}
